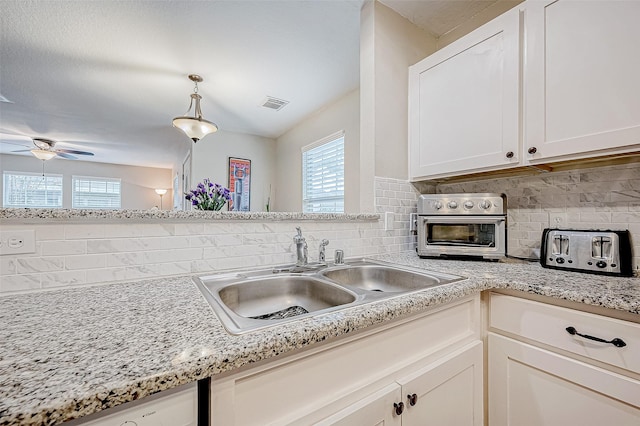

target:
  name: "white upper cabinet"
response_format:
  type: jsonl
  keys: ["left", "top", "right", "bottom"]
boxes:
{"left": 409, "top": 7, "right": 522, "bottom": 181}
{"left": 409, "top": 0, "right": 640, "bottom": 181}
{"left": 524, "top": 0, "right": 640, "bottom": 163}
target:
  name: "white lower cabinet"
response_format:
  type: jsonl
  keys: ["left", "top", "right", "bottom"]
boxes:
{"left": 488, "top": 293, "right": 640, "bottom": 426}
{"left": 70, "top": 383, "right": 198, "bottom": 426}
{"left": 210, "top": 296, "right": 482, "bottom": 425}
{"left": 317, "top": 341, "right": 483, "bottom": 426}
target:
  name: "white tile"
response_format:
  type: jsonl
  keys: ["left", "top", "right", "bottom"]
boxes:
{"left": 16, "top": 257, "right": 65, "bottom": 273}
{"left": 174, "top": 223, "right": 204, "bottom": 236}
{"left": 34, "top": 225, "right": 65, "bottom": 241}
{"left": 41, "top": 240, "right": 87, "bottom": 256}
{"left": 0, "top": 274, "right": 41, "bottom": 293}
{"left": 143, "top": 248, "right": 202, "bottom": 264}
{"left": 64, "top": 224, "right": 106, "bottom": 240}
{"left": 105, "top": 252, "right": 144, "bottom": 267}
{"left": 104, "top": 223, "right": 175, "bottom": 238}
{"left": 65, "top": 254, "right": 106, "bottom": 270}
{"left": 41, "top": 271, "right": 86, "bottom": 289}
{"left": 86, "top": 267, "right": 127, "bottom": 284}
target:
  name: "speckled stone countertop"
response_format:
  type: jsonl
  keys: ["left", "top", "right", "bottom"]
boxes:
{"left": 1, "top": 253, "right": 638, "bottom": 425}
{"left": 0, "top": 208, "right": 379, "bottom": 223}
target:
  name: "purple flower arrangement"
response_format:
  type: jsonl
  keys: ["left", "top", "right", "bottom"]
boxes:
{"left": 185, "top": 178, "right": 231, "bottom": 211}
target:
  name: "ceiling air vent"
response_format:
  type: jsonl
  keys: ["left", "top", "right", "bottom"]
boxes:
{"left": 261, "top": 96, "right": 289, "bottom": 111}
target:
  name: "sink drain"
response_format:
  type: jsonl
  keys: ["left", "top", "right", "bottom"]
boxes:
{"left": 250, "top": 305, "right": 310, "bottom": 320}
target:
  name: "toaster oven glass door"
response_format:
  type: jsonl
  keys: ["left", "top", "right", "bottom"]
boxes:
{"left": 428, "top": 223, "right": 496, "bottom": 247}
{"left": 418, "top": 216, "right": 506, "bottom": 258}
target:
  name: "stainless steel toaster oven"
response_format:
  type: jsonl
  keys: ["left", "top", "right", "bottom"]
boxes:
{"left": 416, "top": 193, "right": 506, "bottom": 261}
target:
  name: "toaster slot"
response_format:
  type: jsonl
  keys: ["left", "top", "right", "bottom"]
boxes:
{"left": 591, "top": 236, "right": 612, "bottom": 259}
{"left": 551, "top": 235, "right": 569, "bottom": 256}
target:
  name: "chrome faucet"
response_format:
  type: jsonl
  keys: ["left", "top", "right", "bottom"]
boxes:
{"left": 294, "top": 227, "right": 308, "bottom": 266}
{"left": 318, "top": 239, "right": 329, "bottom": 264}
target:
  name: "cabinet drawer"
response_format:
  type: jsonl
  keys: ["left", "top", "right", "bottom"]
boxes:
{"left": 489, "top": 293, "right": 640, "bottom": 374}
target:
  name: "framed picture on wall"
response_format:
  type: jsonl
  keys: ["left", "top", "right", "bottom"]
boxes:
{"left": 228, "top": 157, "right": 251, "bottom": 211}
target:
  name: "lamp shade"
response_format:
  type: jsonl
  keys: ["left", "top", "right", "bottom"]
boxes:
{"left": 31, "top": 149, "right": 57, "bottom": 161}
{"left": 172, "top": 116, "right": 218, "bottom": 143}
{"left": 155, "top": 188, "right": 168, "bottom": 195}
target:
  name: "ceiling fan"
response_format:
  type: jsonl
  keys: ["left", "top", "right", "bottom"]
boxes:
{"left": 11, "top": 138, "right": 95, "bottom": 160}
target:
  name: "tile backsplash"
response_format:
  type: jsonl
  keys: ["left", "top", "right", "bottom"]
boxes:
{"left": 0, "top": 177, "right": 419, "bottom": 294}
{"left": 3, "top": 165, "right": 638, "bottom": 295}
{"left": 436, "top": 162, "right": 640, "bottom": 270}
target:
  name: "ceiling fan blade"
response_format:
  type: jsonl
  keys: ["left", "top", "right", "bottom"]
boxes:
{"left": 56, "top": 152, "right": 78, "bottom": 160}
{"left": 55, "top": 149, "right": 94, "bottom": 156}
{"left": 10, "top": 149, "right": 32, "bottom": 153}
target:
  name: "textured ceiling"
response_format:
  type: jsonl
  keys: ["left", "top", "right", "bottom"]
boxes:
{"left": 379, "top": 0, "right": 499, "bottom": 37}
{"left": 0, "top": 0, "right": 502, "bottom": 168}
{"left": 0, "top": 0, "right": 363, "bottom": 167}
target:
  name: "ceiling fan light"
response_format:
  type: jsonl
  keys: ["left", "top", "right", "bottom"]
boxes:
{"left": 30, "top": 149, "right": 57, "bottom": 161}
{"left": 172, "top": 116, "right": 218, "bottom": 143}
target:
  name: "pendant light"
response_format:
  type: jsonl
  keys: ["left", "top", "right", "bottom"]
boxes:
{"left": 172, "top": 74, "right": 218, "bottom": 143}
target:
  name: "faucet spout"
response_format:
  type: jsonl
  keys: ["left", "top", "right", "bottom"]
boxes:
{"left": 319, "top": 239, "right": 329, "bottom": 264}
{"left": 294, "top": 227, "right": 308, "bottom": 266}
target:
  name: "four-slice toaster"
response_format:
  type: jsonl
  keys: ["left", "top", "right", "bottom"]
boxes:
{"left": 540, "top": 229, "right": 633, "bottom": 277}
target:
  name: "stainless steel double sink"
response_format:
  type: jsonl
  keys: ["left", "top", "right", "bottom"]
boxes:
{"left": 193, "top": 259, "right": 463, "bottom": 334}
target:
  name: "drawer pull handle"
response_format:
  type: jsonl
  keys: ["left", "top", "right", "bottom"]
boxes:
{"left": 393, "top": 402, "right": 404, "bottom": 415}
{"left": 565, "top": 326, "right": 626, "bottom": 348}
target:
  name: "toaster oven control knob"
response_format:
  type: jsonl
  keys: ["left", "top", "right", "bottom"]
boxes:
{"left": 556, "top": 257, "right": 565, "bottom": 264}
{"left": 433, "top": 201, "right": 443, "bottom": 210}
{"left": 479, "top": 200, "right": 492, "bottom": 210}
{"left": 463, "top": 201, "right": 474, "bottom": 210}
{"left": 447, "top": 201, "right": 458, "bottom": 209}
{"left": 596, "top": 260, "right": 607, "bottom": 268}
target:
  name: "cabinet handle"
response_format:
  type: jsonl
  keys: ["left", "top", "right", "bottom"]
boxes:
{"left": 565, "top": 326, "right": 626, "bottom": 348}
{"left": 505, "top": 151, "right": 514, "bottom": 159}
{"left": 527, "top": 147, "right": 537, "bottom": 154}
{"left": 407, "top": 393, "right": 418, "bottom": 406}
{"left": 393, "top": 402, "right": 405, "bottom": 415}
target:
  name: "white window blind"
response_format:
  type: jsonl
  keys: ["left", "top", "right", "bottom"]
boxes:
{"left": 72, "top": 176, "right": 121, "bottom": 209}
{"left": 302, "top": 132, "right": 344, "bottom": 213}
{"left": 3, "top": 172, "right": 63, "bottom": 208}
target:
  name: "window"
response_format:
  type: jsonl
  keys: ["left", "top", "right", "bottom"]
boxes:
{"left": 72, "top": 176, "right": 121, "bottom": 209}
{"left": 302, "top": 131, "right": 344, "bottom": 213}
{"left": 3, "top": 172, "right": 63, "bottom": 208}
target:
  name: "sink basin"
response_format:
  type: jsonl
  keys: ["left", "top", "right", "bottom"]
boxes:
{"left": 218, "top": 276, "right": 357, "bottom": 319}
{"left": 194, "top": 260, "right": 463, "bottom": 334}
{"left": 320, "top": 264, "right": 446, "bottom": 293}
{"left": 194, "top": 273, "right": 359, "bottom": 334}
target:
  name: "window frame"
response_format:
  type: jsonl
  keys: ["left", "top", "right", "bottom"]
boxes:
{"left": 71, "top": 175, "right": 122, "bottom": 210}
{"left": 2, "top": 171, "right": 64, "bottom": 208}
{"left": 301, "top": 130, "right": 345, "bottom": 213}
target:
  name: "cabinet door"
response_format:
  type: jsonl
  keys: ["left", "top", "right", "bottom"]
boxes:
{"left": 489, "top": 333, "right": 640, "bottom": 426}
{"left": 524, "top": 0, "right": 640, "bottom": 162}
{"left": 398, "top": 341, "right": 483, "bottom": 426}
{"left": 409, "top": 7, "right": 521, "bottom": 180}
{"left": 313, "top": 383, "right": 402, "bottom": 426}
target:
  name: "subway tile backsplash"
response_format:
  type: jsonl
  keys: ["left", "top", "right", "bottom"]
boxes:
{"left": 436, "top": 162, "right": 640, "bottom": 269}
{"left": 0, "top": 178, "right": 420, "bottom": 294}
{"left": 2, "top": 166, "right": 638, "bottom": 294}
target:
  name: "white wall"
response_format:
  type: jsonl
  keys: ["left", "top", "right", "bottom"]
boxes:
{"left": 0, "top": 154, "right": 173, "bottom": 210}
{"left": 275, "top": 89, "right": 360, "bottom": 213}
{"left": 359, "top": 1, "right": 437, "bottom": 211}
{"left": 191, "top": 130, "right": 276, "bottom": 212}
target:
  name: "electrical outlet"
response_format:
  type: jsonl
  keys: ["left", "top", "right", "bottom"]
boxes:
{"left": 548, "top": 212, "right": 568, "bottom": 228}
{"left": 0, "top": 230, "right": 36, "bottom": 255}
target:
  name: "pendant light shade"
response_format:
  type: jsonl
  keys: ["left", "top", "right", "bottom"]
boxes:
{"left": 172, "top": 74, "right": 218, "bottom": 143}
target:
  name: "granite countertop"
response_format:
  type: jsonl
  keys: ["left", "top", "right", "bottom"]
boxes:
{"left": 1, "top": 254, "right": 639, "bottom": 425}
